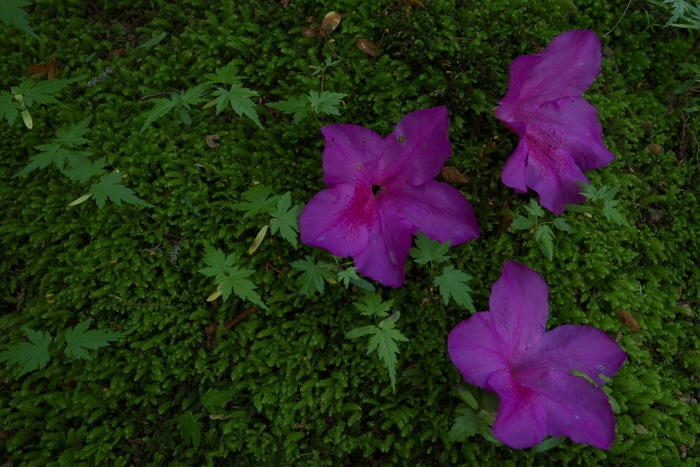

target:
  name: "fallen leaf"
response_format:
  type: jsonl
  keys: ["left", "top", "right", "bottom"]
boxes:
{"left": 106, "top": 48, "right": 125, "bottom": 61}
{"left": 204, "top": 134, "right": 220, "bottom": 148}
{"left": 320, "top": 11, "right": 342, "bottom": 37}
{"left": 617, "top": 308, "right": 641, "bottom": 332}
{"left": 355, "top": 37, "right": 380, "bottom": 56}
{"left": 646, "top": 143, "right": 662, "bottom": 154}
{"left": 302, "top": 27, "right": 318, "bottom": 38}
{"left": 25, "top": 54, "right": 58, "bottom": 80}
{"left": 441, "top": 166, "right": 469, "bottom": 183}
{"left": 223, "top": 307, "right": 259, "bottom": 329}
{"left": 0, "top": 430, "right": 10, "bottom": 440}
{"left": 279, "top": 0, "right": 290, "bottom": 7}
{"left": 204, "top": 322, "right": 218, "bottom": 337}
{"left": 400, "top": 0, "right": 425, "bottom": 6}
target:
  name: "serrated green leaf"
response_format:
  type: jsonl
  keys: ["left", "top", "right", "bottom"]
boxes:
{"left": 675, "top": 79, "right": 694, "bottom": 95}
{"left": 198, "top": 245, "right": 266, "bottom": 308}
{"left": 524, "top": 198, "right": 545, "bottom": 218}
{"left": 353, "top": 292, "right": 393, "bottom": 318}
{"left": 12, "top": 76, "right": 84, "bottom": 107}
{"left": 201, "top": 388, "right": 234, "bottom": 411}
{"left": 512, "top": 216, "right": 533, "bottom": 230}
{"left": 269, "top": 192, "right": 302, "bottom": 248}
{"left": 62, "top": 153, "right": 106, "bottom": 183}
{"left": 0, "top": 90, "right": 22, "bottom": 125}
{"left": 349, "top": 276, "right": 375, "bottom": 291}
{"left": 89, "top": 172, "right": 153, "bottom": 208}
{"left": 564, "top": 203, "right": 594, "bottom": 213}
{"left": 433, "top": 265, "right": 475, "bottom": 312}
{"left": 179, "top": 108, "right": 192, "bottom": 125}
{"left": 367, "top": 317, "right": 408, "bottom": 391}
{"left": 452, "top": 384, "right": 479, "bottom": 410}
{"left": 211, "top": 82, "right": 262, "bottom": 128}
{"left": 308, "top": 90, "right": 346, "bottom": 116}
{"left": 64, "top": 319, "right": 129, "bottom": 361}
{"left": 140, "top": 96, "right": 177, "bottom": 132}
{"left": 602, "top": 199, "right": 629, "bottom": 226}
{"left": 446, "top": 406, "right": 480, "bottom": 442}
{"left": 180, "top": 83, "right": 209, "bottom": 107}
{"left": 14, "top": 143, "right": 70, "bottom": 177}
{"left": 289, "top": 256, "right": 336, "bottom": 296}
{"left": 204, "top": 62, "right": 244, "bottom": 85}
{"left": 132, "top": 32, "right": 167, "bottom": 51}
{"left": 0, "top": 0, "right": 40, "bottom": 40}
{"left": 552, "top": 217, "right": 575, "bottom": 233}
{"left": 268, "top": 95, "right": 310, "bottom": 123}
{"left": 346, "top": 325, "right": 378, "bottom": 339}
{"left": 232, "top": 185, "right": 280, "bottom": 219}
{"left": 577, "top": 181, "right": 600, "bottom": 201}
{"left": 600, "top": 185, "right": 621, "bottom": 203}
{"left": 0, "top": 327, "right": 52, "bottom": 375}
{"left": 409, "top": 231, "right": 451, "bottom": 264}
{"left": 177, "top": 411, "right": 202, "bottom": 450}
{"left": 534, "top": 225, "right": 554, "bottom": 260}
{"left": 54, "top": 116, "right": 92, "bottom": 147}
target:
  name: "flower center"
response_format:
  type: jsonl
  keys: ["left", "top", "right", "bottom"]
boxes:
{"left": 372, "top": 184, "right": 381, "bottom": 196}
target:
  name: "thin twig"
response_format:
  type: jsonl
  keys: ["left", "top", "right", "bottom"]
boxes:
{"left": 604, "top": 0, "right": 634, "bottom": 36}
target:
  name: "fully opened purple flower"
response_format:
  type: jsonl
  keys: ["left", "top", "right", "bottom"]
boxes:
{"left": 448, "top": 261, "right": 626, "bottom": 449}
{"left": 495, "top": 30, "right": 616, "bottom": 214}
{"left": 300, "top": 107, "right": 479, "bottom": 287}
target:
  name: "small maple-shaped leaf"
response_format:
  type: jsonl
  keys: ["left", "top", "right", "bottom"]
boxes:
{"left": 89, "top": 172, "right": 153, "bottom": 208}
{"left": 64, "top": 319, "right": 130, "bottom": 360}
{"left": 0, "top": 0, "right": 40, "bottom": 40}
{"left": 308, "top": 90, "right": 346, "bottom": 116}
{"left": 25, "top": 54, "right": 58, "bottom": 80}
{"left": 0, "top": 327, "right": 52, "bottom": 375}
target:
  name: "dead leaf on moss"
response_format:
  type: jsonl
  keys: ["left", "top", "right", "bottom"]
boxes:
{"left": 106, "top": 48, "right": 125, "bottom": 61}
{"left": 320, "top": 11, "right": 341, "bottom": 37}
{"left": 617, "top": 309, "right": 641, "bottom": 332}
{"left": 223, "top": 307, "right": 259, "bottom": 329}
{"left": 204, "top": 322, "right": 218, "bottom": 337}
{"left": 0, "top": 430, "right": 10, "bottom": 440}
{"left": 279, "top": 0, "right": 290, "bottom": 7}
{"left": 355, "top": 37, "right": 380, "bottom": 56}
{"left": 25, "top": 54, "right": 58, "bottom": 80}
{"left": 646, "top": 143, "right": 662, "bottom": 154}
{"left": 441, "top": 166, "right": 469, "bottom": 183}
{"left": 400, "top": 0, "right": 425, "bottom": 6}
{"left": 204, "top": 134, "right": 220, "bottom": 148}
{"left": 302, "top": 27, "right": 318, "bottom": 38}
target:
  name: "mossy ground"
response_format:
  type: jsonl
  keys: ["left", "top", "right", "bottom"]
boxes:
{"left": 1, "top": 0, "right": 699, "bottom": 465}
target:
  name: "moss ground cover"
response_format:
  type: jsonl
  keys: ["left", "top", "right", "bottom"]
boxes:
{"left": 1, "top": 0, "right": 698, "bottom": 464}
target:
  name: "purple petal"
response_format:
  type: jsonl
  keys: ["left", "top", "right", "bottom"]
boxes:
{"left": 524, "top": 370, "right": 617, "bottom": 449}
{"left": 523, "top": 129, "right": 589, "bottom": 214}
{"left": 511, "top": 324, "right": 627, "bottom": 387}
{"left": 381, "top": 107, "right": 451, "bottom": 185}
{"left": 320, "top": 124, "right": 387, "bottom": 187}
{"left": 299, "top": 183, "right": 379, "bottom": 257}
{"left": 489, "top": 261, "right": 549, "bottom": 354}
{"left": 351, "top": 206, "right": 415, "bottom": 287}
{"left": 530, "top": 97, "right": 615, "bottom": 171}
{"left": 448, "top": 313, "right": 510, "bottom": 388}
{"left": 487, "top": 369, "right": 549, "bottom": 449}
{"left": 501, "top": 138, "right": 530, "bottom": 194}
{"left": 382, "top": 180, "right": 480, "bottom": 245}
{"left": 515, "top": 30, "right": 602, "bottom": 105}
{"left": 495, "top": 54, "right": 542, "bottom": 123}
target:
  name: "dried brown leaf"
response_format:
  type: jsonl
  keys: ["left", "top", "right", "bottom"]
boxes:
{"left": 279, "top": 0, "right": 290, "bottom": 7}
{"left": 320, "top": 11, "right": 342, "bottom": 36}
{"left": 204, "top": 134, "right": 221, "bottom": 148}
{"left": 400, "top": 0, "right": 425, "bottom": 6}
{"left": 25, "top": 54, "right": 58, "bottom": 80}
{"left": 106, "top": 48, "right": 125, "bottom": 61}
{"left": 302, "top": 27, "right": 318, "bottom": 38}
{"left": 617, "top": 308, "right": 641, "bottom": 332}
{"left": 355, "top": 37, "right": 380, "bottom": 56}
{"left": 646, "top": 143, "right": 662, "bottom": 154}
{"left": 441, "top": 166, "right": 469, "bottom": 183}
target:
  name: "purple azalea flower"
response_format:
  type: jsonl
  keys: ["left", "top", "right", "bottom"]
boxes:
{"left": 299, "top": 107, "right": 480, "bottom": 287}
{"left": 448, "top": 261, "right": 627, "bottom": 449}
{"left": 495, "top": 30, "right": 616, "bottom": 214}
